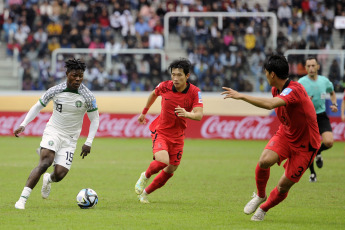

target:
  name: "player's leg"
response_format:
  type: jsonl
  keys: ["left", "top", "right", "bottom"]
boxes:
{"left": 135, "top": 150, "right": 169, "bottom": 195}
{"left": 139, "top": 163, "right": 177, "bottom": 204}
{"left": 244, "top": 135, "right": 287, "bottom": 215}
{"left": 138, "top": 140, "right": 182, "bottom": 203}
{"left": 253, "top": 145, "right": 317, "bottom": 221}
{"left": 15, "top": 148, "right": 55, "bottom": 209}
{"left": 135, "top": 134, "right": 169, "bottom": 195}
{"left": 42, "top": 143, "right": 75, "bottom": 199}
{"left": 244, "top": 148, "right": 279, "bottom": 214}
{"left": 315, "top": 114, "right": 333, "bottom": 169}
{"left": 315, "top": 131, "right": 333, "bottom": 168}
{"left": 252, "top": 174, "right": 294, "bottom": 221}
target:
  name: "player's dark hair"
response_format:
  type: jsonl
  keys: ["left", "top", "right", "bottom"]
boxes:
{"left": 305, "top": 56, "right": 318, "bottom": 65}
{"left": 168, "top": 58, "right": 191, "bottom": 75}
{"left": 263, "top": 55, "right": 289, "bottom": 79}
{"left": 65, "top": 58, "right": 86, "bottom": 73}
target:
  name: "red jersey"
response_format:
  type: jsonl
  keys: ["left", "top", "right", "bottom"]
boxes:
{"left": 272, "top": 80, "right": 320, "bottom": 149}
{"left": 149, "top": 80, "right": 203, "bottom": 139}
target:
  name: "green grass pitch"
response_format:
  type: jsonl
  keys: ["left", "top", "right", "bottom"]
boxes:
{"left": 0, "top": 136, "right": 344, "bottom": 229}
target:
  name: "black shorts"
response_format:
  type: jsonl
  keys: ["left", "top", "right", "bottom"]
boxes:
{"left": 317, "top": 112, "right": 332, "bottom": 134}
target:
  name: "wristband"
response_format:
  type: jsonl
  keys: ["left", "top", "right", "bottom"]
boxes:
{"left": 142, "top": 107, "right": 149, "bottom": 114}
{"left": 332, "top": 103, "right": 338, "bottom": 107}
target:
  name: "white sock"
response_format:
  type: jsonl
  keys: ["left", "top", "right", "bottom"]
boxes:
{"left": 47, "top": 174, "right": 53, "bottom": 183}
{"left": 19, "top": 187, "right": 32, "bottom": 202}
{"left": 142, "top": 190, "right": 148, "bottom": 196}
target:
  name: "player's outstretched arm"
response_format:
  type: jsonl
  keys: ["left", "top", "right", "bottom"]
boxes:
{"left": 138, "top": 90, "right": 158, "bottom": 124}
{"left": 13, "top": 101, "right": 44, "bottom": 137}
{"left": 221, "top": 87, "right": 286, "bottom": 110}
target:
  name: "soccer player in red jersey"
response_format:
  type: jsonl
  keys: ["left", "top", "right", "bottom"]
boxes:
{"left": 135, "top": 58, "right": 203, "bottom": 203}
{"left": 222, "top": 55, "right": 321, "bottom": 221}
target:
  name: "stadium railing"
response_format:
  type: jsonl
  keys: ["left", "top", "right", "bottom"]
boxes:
{"left": 163, "top": 11, "right": 278, "bottom": 50}
{"left": 51, "top": 48, "right": 166, "bottom": 74}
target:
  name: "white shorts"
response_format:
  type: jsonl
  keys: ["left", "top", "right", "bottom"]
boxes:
{"left": 40, "top": 130, "right": 77, "bottom": 170}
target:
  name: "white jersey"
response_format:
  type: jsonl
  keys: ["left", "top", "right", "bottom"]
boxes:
{"left": 39, "top": 82, "right": 98, "bottom": 138}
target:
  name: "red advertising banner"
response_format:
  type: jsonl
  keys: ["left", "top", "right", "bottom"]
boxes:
{"left": 1, "top": 111, "right": 345, "bottom": 140}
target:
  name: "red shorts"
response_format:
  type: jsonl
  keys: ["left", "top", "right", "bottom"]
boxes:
{"left": 151, "top": 131, "right": 184, "bottom": 166}
{"left": 265, "top": 134, "right": 317, "bottom": 183}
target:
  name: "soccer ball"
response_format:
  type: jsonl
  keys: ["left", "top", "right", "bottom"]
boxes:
{"left": 76, "top": 188, "right": 98, "bottom": 209}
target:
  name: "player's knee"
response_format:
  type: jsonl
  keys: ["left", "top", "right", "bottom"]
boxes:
{"left": 38, "top": 161, "right": 52, "bottom": 172}
{"left": 258, "top": 160, "right": 271, "bottom": 169}
{"left": 277, "top": 184, "right": 291, "bottom": 194}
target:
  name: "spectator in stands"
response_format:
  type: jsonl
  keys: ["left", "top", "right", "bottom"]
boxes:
{"left": 194, "top": 18, "right": 209, "bottom": 46}
{"left": 149, "top": 30, "right": 164, "bottom": 49}
{"left": 288, "top": 7, "right": 305, "bottom": 39}
{"left": 47, "top": 37, "right": 60, "bottom": 53}
{"left": 3, "top": 17, "right": 18, "bottom": 42}
{"left": 179, "top": 20, "right": 195, "bottom": 48}
{"left": 244, "top": 26, "right": 256, "bottom": 52}
{"left": 130, "top": 72, "right": 145, "bottom": 91}
{"left": 135, "top": 16, "right": 152, "bottom": 37}
{"left": 268, "top": 0, "right": 279, "bottom": 13}
{"left": 328, "top": 59, "right": 341, "bottom": 86}
{"left": 109, "top": 11, "right": 122, "bottom": 36}
{"left": 220, "top": 50, "right": 236, "bottom": 72}
{"left": 39, "top": 0, "right": 53, "bottom": 26}
{"left": 277, "top": 1, "right": 292, "bottom": 27}
{"left": 46, "top": 20, "right": 62, "bottom": 39}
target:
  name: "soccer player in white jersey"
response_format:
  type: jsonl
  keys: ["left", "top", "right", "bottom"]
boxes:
{"left": 13, "top": 58, "right": 100, "bottom": 210}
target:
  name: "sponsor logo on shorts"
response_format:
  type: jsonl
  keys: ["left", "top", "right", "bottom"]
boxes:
{"left": 75, "top": 100, "right": 83, "bottom": 108}
{"left": 48, "top": 140, "right": 54, "bottom": 146}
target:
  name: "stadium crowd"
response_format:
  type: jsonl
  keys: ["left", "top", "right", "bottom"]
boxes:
{"left": 1, "top": 0, "right": 345, "bottom": 92}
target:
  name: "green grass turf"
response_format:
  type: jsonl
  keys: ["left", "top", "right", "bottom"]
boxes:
{"left": 0, "top": 136, "right": 344, "bottom": 229}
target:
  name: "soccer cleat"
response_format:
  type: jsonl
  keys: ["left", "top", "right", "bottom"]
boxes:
{"left": 138, "top": 193, "right": 149, "bottom": 204}
{"left": 15, "top": 200, "right": 26, "bottom": 210}
{"left": 135, "top": 172, "right": 149, "bottom": 195}
{"left": 244, "top": 192, "right": 267, "bottom": 215}
{"left": 309, "top": 173, "right": 317, "bottom": 182}
{"left": 41, "top": 173, "right": 51, "bottom": 199}
{"left": 315, "top": 155, "right": 323, "bottom": 168}
{"left": 251, "top": 208, "right": 266, "bottom": 221}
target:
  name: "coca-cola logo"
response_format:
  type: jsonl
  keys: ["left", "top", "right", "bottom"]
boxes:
{"left": 201, "top": 116, "right": 276, "bottom": 139}
{"left": 331, "top": 121, "right": 345, "bottom": 140}
{"left": 97, "top": 114, "right": 158, "bottom": 137}
{"left": 0, "top": 112, "right": 50, "bottom": 135}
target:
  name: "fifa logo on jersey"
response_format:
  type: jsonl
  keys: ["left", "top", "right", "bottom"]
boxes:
{"left": 75, "top": 100, "right": 82, "bottom": 108}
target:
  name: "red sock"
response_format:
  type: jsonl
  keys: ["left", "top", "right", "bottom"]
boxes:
{"left": 145, "top": 160, "right": 167, "bottom": 178}
{"left": 260, "top": 187, "right": 288, "bottom": 212}
{"left": 145, "top": 170, "right": 173, "bottom": 194}
{"left": 255, "top": 163, "right": 270, "bottom": 198}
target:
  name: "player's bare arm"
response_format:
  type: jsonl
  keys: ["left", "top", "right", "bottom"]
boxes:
{"left": 14, "top": 126, "right": 25, "bottom": 137}
{"left": 80, "top": 144, "right": 91, "bottom": 159}
{"left": 138, "top": 90, "right": 158, "bottom": 124}
{"left": 175, "top": 105, "right": 203, "bottom": 121}
{"left": 330, "top": 91, "right": 338, "bottom": 113}
{"left": 221, "top": 87, "right": 286, "bottom": 110}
